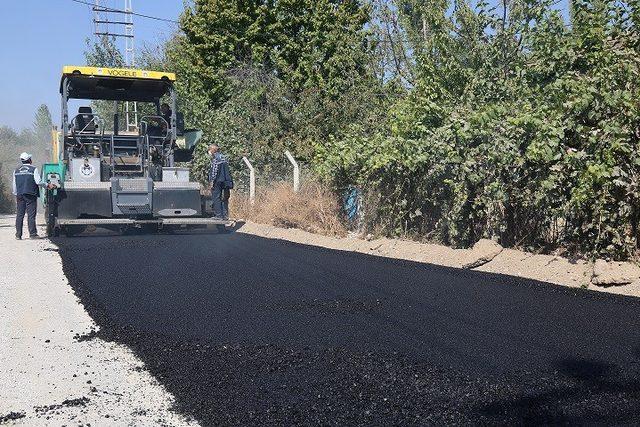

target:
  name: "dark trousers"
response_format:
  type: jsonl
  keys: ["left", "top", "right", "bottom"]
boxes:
{"left": 16, "top": 194, "right": 38, "bottom": 237}
{"left": 211, "top": 182, "right": 229, "bottom": 219}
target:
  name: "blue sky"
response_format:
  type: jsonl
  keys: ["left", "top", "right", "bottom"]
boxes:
{"left": 0, "top": 0, "right": 184, "bottom": 130}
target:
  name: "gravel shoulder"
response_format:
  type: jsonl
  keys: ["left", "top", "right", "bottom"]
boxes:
{"left": 0, "top": 214, "right": 197, "bottom": 426}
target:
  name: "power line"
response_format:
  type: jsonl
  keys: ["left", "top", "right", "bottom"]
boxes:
{"left": 94, "top": 32, "right": 133, "bottom": 38}
{"left": 70, "top": 0, "right": 179, "bottom": 24}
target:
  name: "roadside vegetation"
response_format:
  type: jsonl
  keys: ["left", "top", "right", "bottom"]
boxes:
{"left": 0, "top": 105, "right": 52, "bottom": 212}
{"left": 231, "top": 181, "right": 347, "bottom": 237}
{"left": 93, "top": 0, "right": 640, "bottom": 260}
{"left": 0, "top": 175, "right": 11, "bottom": 213}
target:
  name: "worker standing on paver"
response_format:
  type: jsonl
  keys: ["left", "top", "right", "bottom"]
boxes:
{"left": 13, "top": 152, "right": 51, "bottom": 240}
{"left": 160, "top": 102, "right": 172, "bottom": 126}
{"left": 208, "top": 145, "right": 234, "bottom": 220}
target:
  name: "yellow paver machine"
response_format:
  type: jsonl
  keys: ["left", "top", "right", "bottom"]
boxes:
{"left": 42, "top": 66, "right": 228, "bottom": 236}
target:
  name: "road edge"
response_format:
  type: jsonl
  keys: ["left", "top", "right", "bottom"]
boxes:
{"left": 234, "top": 220, "right": 640, "bottom": 299}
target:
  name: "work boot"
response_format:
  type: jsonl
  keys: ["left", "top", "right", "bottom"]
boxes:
{"left": 15, "top": 233, "right": 22, "bottom": 240}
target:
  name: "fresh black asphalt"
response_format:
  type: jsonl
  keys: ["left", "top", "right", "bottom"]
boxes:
{"left": 54, "top": 230, "right": 640, "bottom": 425}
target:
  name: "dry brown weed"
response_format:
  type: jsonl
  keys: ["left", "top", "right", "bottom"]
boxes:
{"left": 230, "top": 181, "right": 347, "bottom": 237}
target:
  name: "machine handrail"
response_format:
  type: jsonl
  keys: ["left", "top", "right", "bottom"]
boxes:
{"left": 70, "top": 114, "right": 104, "bottom": 136}
{"left": 140, "top": 115, "right": 173, "bottom": 171}
{"left": 139, "top": 115, "right": 170, "bottom": 143}
{"left": 67, "top": 114, "right": 106, "bottom": 157}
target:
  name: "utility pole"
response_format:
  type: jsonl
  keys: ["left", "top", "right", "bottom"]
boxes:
{"left": 93, "top": 0, "right": 137, "bottom": 132}
{"left": 124, "top": 0, "right": 135, "bottom": 67}
{"left": 123, "top": 0, "right": 137, "bottom": 132}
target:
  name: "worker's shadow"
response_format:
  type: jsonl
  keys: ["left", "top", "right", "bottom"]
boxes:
{"left": 477, "top": 357, "right": 640, "bottom": 424}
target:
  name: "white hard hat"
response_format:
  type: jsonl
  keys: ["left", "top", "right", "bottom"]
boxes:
{"left": 19, "top": 152, "right": 32, "bottom": 162}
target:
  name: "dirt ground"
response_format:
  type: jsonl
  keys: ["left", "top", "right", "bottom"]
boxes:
{"left": 0, "top": 214, "right": 197, "bottom": 426}
{"left": 235, "top": 221, "right": 640, "bottom": 298}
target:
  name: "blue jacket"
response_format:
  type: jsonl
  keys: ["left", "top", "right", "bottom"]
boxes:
{"left": 217, "top": 161, "right": 234, "bottom": 189}
{"left": 13, "top": 164, "right": 41, "bottom": 197}
{"left": 209, "top": 153, "right": 234, "bottom": 189}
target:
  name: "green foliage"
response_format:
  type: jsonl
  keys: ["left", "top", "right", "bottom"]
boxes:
{"left": 165, "top": 0, "right": 378, "bottom": 184}
{"left": 139, "top": 0, "right": 640, "bottom": 259}
{"left": 177, "top": 0, "right": 371, "bottom": 120}
{"left": 84, "top": 36, "right": 125, "bottom": 68}
{"left": 315, "top": 0, "right": 640, "bottom": 260}
{"left": 179, "top": 0, "right": 370, "bottom": 98}
{"left": 0, "top": 105, "right": 53, "bottom": 212}
{"left": 33, "top": 104, "right": 52, "bottom": 147}
{"left": 0, "top": 163, "right": 12, "bottom": 213}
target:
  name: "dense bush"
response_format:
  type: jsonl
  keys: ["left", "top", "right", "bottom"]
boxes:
{"left": 146, "top": 0, "right": 640, "bottom": 259}
{"left": 316, "top": 0, "right": 640, "bottom": 260}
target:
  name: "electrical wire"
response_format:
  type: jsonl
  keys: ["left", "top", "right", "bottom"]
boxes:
{"left": 69, "top": 0, "right": 180, "bottom": 24}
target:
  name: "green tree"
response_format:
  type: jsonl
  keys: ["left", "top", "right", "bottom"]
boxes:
{"left": 316, "top": 0, "right": 640, "bottom": 259}
{"left": 0, "top": 103, "right": 54, "bottom": 208}
{"left": 33, "top": 104, "right": 53, "bottom": 148}
{"left": 170, "top": 0, "right": 377, "bottom": 184}
{"left": 179, "top": 0, "right": 370, "bottom": 96}
{"left": 84, "top": 36, "right": 125, "bottom": 68}
{"left": 0, "top": 164, "right": 12, "bottom": 213}
{"left": 137, "top": 0, "right": 640, "bottom": 259}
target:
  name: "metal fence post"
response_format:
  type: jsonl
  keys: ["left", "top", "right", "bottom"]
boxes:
{"left": 284, "top": 150, "right": 300, "bottom": 193}
{"left": 242, "top": 156, "right": 255, "bottom": 204}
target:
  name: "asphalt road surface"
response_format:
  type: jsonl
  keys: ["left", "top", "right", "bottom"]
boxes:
{"left": 55, "top": 231, "right": 640, "bottom": 425}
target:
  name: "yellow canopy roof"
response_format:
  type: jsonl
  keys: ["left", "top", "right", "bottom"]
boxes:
{"left": 62, "top": 66, "right": 176, "bottom": 81}
{"left": 60, "top": 66, "right": 176, "bottom": 101}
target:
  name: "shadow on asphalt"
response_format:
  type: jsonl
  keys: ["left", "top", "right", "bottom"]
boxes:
{"left": 479, "top": 357, "right": 640, "bottom": 424}
{"left": 53, "top": 231, "right": 640, "bottom": 425}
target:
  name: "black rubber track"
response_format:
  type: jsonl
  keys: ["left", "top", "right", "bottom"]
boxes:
{"left": 54, "top": 232, "right": 640, "bottom": 425}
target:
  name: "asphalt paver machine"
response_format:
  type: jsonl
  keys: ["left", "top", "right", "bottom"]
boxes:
{"left": 42, "top": 66, "right": 228, "bottom": 236}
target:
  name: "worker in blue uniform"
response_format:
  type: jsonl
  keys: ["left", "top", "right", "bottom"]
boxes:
{"left": 208, "top": 145, "right": 234, "bottom": 220}
{"left": 12, "top": 152, "right": 52, "bottom": 240}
